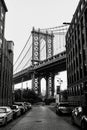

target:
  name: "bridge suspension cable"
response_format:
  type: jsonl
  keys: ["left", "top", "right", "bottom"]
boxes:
{"left": 14, "top": 24, "right": 68, "bottom": 74}
{"left": 14, "top": 34, "right": 31, "bottom": 66}
{"left": 22, "top": 56, "right": 32, "bottom": 69}
{"left": 51, "top": 25, "right": 68, "bottom": 55}
{"left": 14, "top": 44, "right": 32, "bottom": 73}
{"left": 21, "top": 42, "right": 46, "bottom": 70}
{"left": 40, "top": 24, "right": 69, "bottom": 31}
{"left": 52, "top": 28, "right": 68, "bottom": 32}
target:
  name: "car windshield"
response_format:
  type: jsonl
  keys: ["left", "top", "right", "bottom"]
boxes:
{"left": 0, "top": 108, "right": 6, "bottom": 113}
{"left": 18, "top": 104, "right": 22, "bottom": 106}
{"left": 59, "top": 103, "right": 69, "bottom": 107}
{"left": 11, "top": 106, "right": 16, "bottom": 109}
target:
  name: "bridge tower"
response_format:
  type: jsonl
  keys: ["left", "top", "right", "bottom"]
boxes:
{"left": 31, "top": 27, "right": 54, "bottom": 98}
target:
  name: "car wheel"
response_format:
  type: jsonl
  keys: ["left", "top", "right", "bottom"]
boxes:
{"left": 81, "top": 121, "right": 86, "bottom": 130}
{"left": 56, "top": 110, "right": 58, "bottom": 114}
{"left": 57, "top": 110, "right": 61, "bottom": 116}
{"left": 4, "top": 118, "right": 7, "bottom": 126}
{"left": 71, "top": 116, "right": 75, "bottom": 125}
{"left": 11, "top": 115, "right": 13, "bottom": 121}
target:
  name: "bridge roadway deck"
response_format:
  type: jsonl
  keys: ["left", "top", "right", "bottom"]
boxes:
{"left": 13, "top": 51, "right": 66, "bottom": 84}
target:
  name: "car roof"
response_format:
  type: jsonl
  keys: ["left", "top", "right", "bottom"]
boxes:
{"left": 0, "top": 106, "right": 10, "bottom": 109}
{"left": 59, "top": 102, "right": 69, "bottom": 104}
{"left": 14, "top": 102, "right": 24, "bottom": 104}
{"left": 13, "top": 105, "right": 18, "bottom": 106}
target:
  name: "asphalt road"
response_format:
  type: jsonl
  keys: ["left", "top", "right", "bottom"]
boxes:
{"left": 0, "top": 105, "right": 79, "bottom": 130}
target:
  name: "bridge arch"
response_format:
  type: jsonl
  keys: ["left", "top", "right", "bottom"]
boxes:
{"left": 41, "top": 78, "right": 46, "bottom": 96}
{"left": 31, "top": 28, "right": 55, "bottom": 96}
{"left": 31, "top": 27, "right": 54, "bottom": 65}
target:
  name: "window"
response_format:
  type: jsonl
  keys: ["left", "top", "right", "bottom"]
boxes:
{"left": 1, "top": 7, "right": 4, "bottom": 21}
{"left": 80, "top": 83, "right": 84, "bottom": 94}
{"left": 78, "top": 11, "right": 80, "bottom": 17}
{"left": 76, "top": 86, "right": 78, "bottom": 95}
{"left": 75, "top": 18, "right": 77, "bottom": 23}
{"left": 78, "top": 85, "right": 80, "bottom": 95}
{"left": 74, "top": 86, "right": 76, "bottom": 96}
{"left": 0, "top": 39, "right": 2, "bottom": 48}
{"left": 84, "top": 64, "right": 87, "bottom": 76}
{"left": 81, "top": 3, "right": 84, "bottom": 11}
{"left": 0, "top": 25, "right": 3, "bottom": 34}
{"left": 77, "top": 70, "right": 79, "bottom": 80}
{"left": 80, "top": 67, "right": 83, "bottom": 79}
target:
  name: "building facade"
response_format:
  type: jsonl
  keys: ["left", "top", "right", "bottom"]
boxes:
{"left": 0, "top": 0, "right": 14, "bottom": 105}
{"left": 66, "top": 0, "right": 87, "bottom": 106}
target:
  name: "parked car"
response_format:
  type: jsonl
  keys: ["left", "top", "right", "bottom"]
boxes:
{"left": 71, "top": 106, "right": 87, "bottom": 130}
{"left": 0, "top": 106, "right": 13, "bottom": 125}
{"left": 24, "top": 102, "right": 28, "bottom": 112}
{"left": 24, "top": 102, "right": 32, "bottom": 110}
{"left": 28, "top": 102, "right": 32, "bottom": 109}
{"left": 14, "top": 102, "right": 25, "bottom": 114}
{"left": 56, "top": 102, "right": 73, "bottom": 115}
{"left": 10, "top": 105, "right": 21, "bottom": 118}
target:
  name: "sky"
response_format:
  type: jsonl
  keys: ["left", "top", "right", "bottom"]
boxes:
{"left": 4, "top": 0, "right": 80, "bottom": 93}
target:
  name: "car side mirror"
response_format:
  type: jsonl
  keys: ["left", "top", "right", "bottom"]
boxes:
{"left": 75, "top": 111, "right": 78, "bottom": 116}
{"left": 78, "top": 107, "right": 82, "bottom": 112}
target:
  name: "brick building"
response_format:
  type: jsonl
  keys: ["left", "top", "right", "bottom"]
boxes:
{"left": 0, "top": 0, "right": 14, "bottom": 105}
{"left": 66, "top": 0, "right": 87, "bottom": 106}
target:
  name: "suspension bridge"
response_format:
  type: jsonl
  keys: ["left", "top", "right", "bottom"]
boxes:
{"left": 13, "top": 25, "right": 68, "bottom": 98}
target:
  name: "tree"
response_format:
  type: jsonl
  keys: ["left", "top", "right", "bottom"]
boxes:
{"left": 14, "top": 88, "right": 42, "bottom": 104}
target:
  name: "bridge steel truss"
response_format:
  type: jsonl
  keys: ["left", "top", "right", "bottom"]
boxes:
{"left": 13, "top": 28, "right": 66, "bottom": 99}
{"left": 13, "top": 51, "right": 66, "bottom": 98}
{"left": 31, "top": 28, "right": 55, "bottom": 98}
